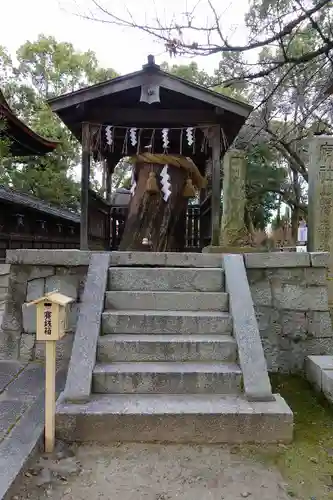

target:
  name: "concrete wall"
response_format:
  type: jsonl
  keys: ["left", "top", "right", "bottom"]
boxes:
{"left": 245, "top": 252, "right": 332, "bottom": 373}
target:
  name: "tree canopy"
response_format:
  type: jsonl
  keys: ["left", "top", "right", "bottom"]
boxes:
{"left": 0, "top": 24, "right": 312, "bottom": 233}
{"left": 0, "top": 35, "right": 118, "bottom": 209}
{"left": 82, "top": 0, "right": 329, "bottom": 237}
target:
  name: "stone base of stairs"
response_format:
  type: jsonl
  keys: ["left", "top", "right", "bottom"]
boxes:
{"left": 56, "top": 393, "right": 293, "bottom": 444}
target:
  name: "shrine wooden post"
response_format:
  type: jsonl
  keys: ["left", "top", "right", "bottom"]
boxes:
{"left": 210, "top": 125, "right": 221, "bottom": 246}
{"left": 105, "top": 158, "right": 114, "bottom": 250}
{"left": 80, "top": 122, "right": 90, "bottom": 250}
{"left": 105, "top": 159, "right": 112, "bottom": 204}
{"left": 25, "top": 291, "right": 74, "bottom": 453}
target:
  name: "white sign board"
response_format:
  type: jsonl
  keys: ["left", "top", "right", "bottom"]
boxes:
{"left": 298, "top": 224, "right": 308, "bottom": 243}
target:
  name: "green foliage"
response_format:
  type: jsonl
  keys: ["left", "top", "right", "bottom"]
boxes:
{"left": 246, "top": 144, "right": 287, "bottom": 228}
{"left": 161, "top": 59, "right": 287, "bottom": 227}
{"left": 239, "top": 374, "right": 333, "bottom": 500}
{"left": 16, "top": 34, "right": 118, "bottom": 99}
{"left": 160, "top": 61, "right": 212, "bottom": 87}
{"left": 161, "top": 58, "right": 249, "bottom": 103}
{"left": 0, "top": 33, "right": 289, "bottom": 223}
{"left": 0, "top": 35, "right": 118, "bottom": 209}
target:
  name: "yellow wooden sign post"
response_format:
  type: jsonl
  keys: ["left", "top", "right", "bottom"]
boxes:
{"left": 25, "top": 290, "right": 74, "bottom": 453}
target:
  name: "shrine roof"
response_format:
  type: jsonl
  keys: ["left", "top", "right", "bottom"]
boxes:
{"left": 0, "top": 90, "right": 59, "bottom": 156}
{"left": 0, "top": 185, "right": 80, "bottom": 222}
{"left": 48, "top": 55, "right": 253, "bottom": 148}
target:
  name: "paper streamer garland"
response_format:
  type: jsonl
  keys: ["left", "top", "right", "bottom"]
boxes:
{"left": 186, "top": 127, "right": 194, "bottom": 146}
{"left": 130, "top": 127, "right": 137, "bottom": 146}
{"left": 160, "top": 165, "right": 171, "bottom": 202}
{"left": 162, "top": 128, "right": 169, "bottom": 149}
{"left": 105, "top": 125, "right": 113, "bottom": 146}
{"left": 98, "top": 124, "right": 225, "bottom": 156}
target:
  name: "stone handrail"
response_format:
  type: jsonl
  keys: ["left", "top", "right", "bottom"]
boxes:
{"left": 61, "top": 252, "right": 110, "bottom": 402}
{"left": 223, "top": 253, "right": 274, "bottom": 401}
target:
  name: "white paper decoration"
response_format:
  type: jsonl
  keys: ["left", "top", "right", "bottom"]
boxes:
{"left": 186, "top": 127, "right": 194, "bottom": 146}
{"left": 105, "top": 125, "right": 113, "bottom": 146}
{"left": 101, "top": 124, "right": 221, "bottom": 154}
{"left": 162, "top": 128, "right": 169, "bottom": 149}
{"left": 160, "top": 165, "right": 171, "bottom": 202}
{"left": 130, "top": 127, "right": 137, "bottom": 146}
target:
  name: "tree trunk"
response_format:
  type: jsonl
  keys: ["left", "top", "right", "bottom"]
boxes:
{"left": 119, "top": 162, "right": 189, "bottom": 251}
{"left": 291, "top": 170, "right": 300, "bottom": 244}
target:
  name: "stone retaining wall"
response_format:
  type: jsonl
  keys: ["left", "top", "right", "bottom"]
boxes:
{"left": 245, "top": 252, "right": 332, "bottom": 373}
{"left": 0, "top": 264, "right": 10, "bottom": 336}
{"left": 0, "top": 264, "right": 10, "bottom": 309}
{"left": 0, "top": 251, "right": 89, "bottom": 361}
{"left": 22, "top": 265, "right": 86, "bottom": 363}
{"left": 1, "top": 250, "right": 332, "bottom": 374}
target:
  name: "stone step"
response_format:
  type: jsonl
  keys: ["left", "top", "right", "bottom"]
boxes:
{"left": 108, "top": 267, "right": 224, "bottom": 292}
{"left": 109, "top": 252, "right": 224, "bottom": 268}
{"left": 97, "top": 334, "right": 237, "bottom": 362}
{"left": 101, "top": 310, "right": 233, "bottom": 335}
{"left": 92, "top": 361, "right": 242, "bottom": 394}
{"left": 56, "top": 393, "right": 293, "bottom": 444}
{"left": 104, "top": 291, "right": 229, "bottom": 311}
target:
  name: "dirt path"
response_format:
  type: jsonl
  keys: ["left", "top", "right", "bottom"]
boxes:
{"left": 12, "top": 442, "right": 291, "bottom": 500}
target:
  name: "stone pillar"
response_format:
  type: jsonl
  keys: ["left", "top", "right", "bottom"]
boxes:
{"left": 308, "top": 135, "right": 333, "bottom": 252}
{"left": 308, "top": 135, "right": 333, "bottom": 308}
{"left": 220, "top": 149, "right": 247, "bottom": 247}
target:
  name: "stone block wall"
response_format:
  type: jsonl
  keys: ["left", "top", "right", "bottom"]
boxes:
{"left": 22, "top": 265, "right": 86, "bottom": 334}
{"left": 0, "top": 264, "right": 10, "bottom": 332}
{"left": 245, "top": 252, "right": 333, "bottom": 373}
{"left": 21, "top": 265, "right": 87, "bottom": 363}
{"left": 0, "top": 250, "right": 90, "bottom": 362}
{"left": 1, "top": 249, "right": 332, "bottom": 375}
{"left": 0, "top": 264, "right": 10, "bottom": 310}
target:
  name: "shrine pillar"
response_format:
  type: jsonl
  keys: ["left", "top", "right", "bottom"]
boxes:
{"left": 308, "top": 135, "right": 333, "bottom": 309}
{"left": 80, "top": 123, "right": 90, "bottom": 250}
{"left": 220, "top": 149, "right": 247, "bottom": 247}
{"left": 308, "top": 135, "right": 333, "bottom": 252}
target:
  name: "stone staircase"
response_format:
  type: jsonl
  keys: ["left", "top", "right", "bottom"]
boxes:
{"left": 96, "top": 265, "right": 240, "bottom": 396}
{"left": 56, "top": 252, "right": 293, "bottom": 443}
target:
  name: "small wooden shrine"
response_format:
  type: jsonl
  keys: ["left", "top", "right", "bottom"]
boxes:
{"left": 0, "top": 90, "right": 58, "bottom": 156}
{"left": 48, "top": 56, "right": 253, "bottom": 251}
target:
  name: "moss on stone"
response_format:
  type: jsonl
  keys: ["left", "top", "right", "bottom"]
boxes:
{"left": 237, "top": 374, "right": 333, "bottom": 499}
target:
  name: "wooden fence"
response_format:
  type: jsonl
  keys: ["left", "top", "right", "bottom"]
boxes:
{"left": 109, "top": 205, "right": 201, "bottom": 251}
{"left": 0, "top": 187, "right": 202, "bottom": 260}
{"left": 0, "top": 188, "right": 107, "bottom": 261}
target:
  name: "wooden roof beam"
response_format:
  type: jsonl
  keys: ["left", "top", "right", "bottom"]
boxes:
{"left": 64, "top": 107, "right": 230, "bottom": 126}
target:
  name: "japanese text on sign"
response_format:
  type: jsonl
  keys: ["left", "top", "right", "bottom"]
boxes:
{"left": 43, "top": 302, "right": 52, "bottom": 336}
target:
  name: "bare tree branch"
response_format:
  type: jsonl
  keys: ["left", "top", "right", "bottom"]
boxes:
{"left": 79, "top": 0, "right": 330, "bottom": 56}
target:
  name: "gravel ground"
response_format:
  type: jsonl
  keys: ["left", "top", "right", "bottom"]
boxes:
{"left": 11, "top": 442, "right": 292, "bottom": 500}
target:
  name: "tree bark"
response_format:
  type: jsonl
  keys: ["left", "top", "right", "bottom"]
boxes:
{"left": 119, "top": 162, "right": 189, "bottom": 251}
{"left": 291, "top": 170, "right": 300, "bottom": 244}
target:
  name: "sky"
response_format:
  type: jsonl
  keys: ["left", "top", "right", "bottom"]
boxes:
{"left": 0, "top": 0, "right": 249, "bottom": 75}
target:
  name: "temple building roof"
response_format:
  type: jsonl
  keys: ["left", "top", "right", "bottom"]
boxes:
{"left": 0, "top": 90, "right": 59, "bottom": 156}
{"left": 48, "top": 55, "right": 253, "bottom": 161}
